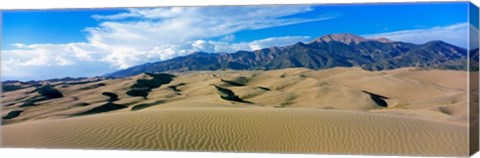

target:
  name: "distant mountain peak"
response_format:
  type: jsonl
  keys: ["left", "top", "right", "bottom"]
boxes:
{"left": 106, "top": 34, "right": 468, "bottom": 78}
{"left": 312, "top": 33, "right": 393, "bottom": 44}
{"left": 314, "top": 33, "right": 366, "bottom": 44}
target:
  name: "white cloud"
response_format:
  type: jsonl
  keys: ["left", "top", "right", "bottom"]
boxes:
{"left": 189, "top": 36, "right": 312, "bottom": 53}
{"left": 3, "top": 6, "right": 329, "bottom": 80}
{"left": 364, "top": 23, "right": 469, "bottom": 48}
{"left": 248, "top": 36, "right": 311, "bottom": 50}
{"left": 2, "top": 35, "right": 311, "bottom": 80}
{"left": 84, "top": 6, "right": 331, "bottom": 68}
{"left": 55, "top": 56, "right": 74, "bottom": 66}
{"left": 1, "top": 59, "right": 32, "bottom": 78}
{"left": 92, "top": 8, "right": 189, "bottom": 20}
{"left": 192, "top": 40, "right": 215, "bottom": 52}
{"left": 3, "top": 43, "right": 103, "bottom": 67}
{"left": 11, "top": 43, "right": 27, "bottom": 48}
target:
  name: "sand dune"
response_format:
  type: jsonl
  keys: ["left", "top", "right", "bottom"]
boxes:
{"left": 1, "top": 67, "right": 471, "bottom": 156}
{"left": 1, "top": 108, "right": 468, "bottom": 156}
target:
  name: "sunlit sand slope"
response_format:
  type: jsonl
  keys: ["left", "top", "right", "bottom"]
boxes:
{"left": 2, "top": 108, "right": 468, "bottom": 156}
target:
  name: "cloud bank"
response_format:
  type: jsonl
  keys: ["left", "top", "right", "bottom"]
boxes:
{"left": 2, "top": 6, "right": 327, "bottom": 80}
{"left": 364, "top": 23, "right": 470, "bottom": 48}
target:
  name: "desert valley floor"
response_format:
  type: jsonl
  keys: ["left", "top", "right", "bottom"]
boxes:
{"left": 1, "top": 67, "right": 476, "bottom": 156}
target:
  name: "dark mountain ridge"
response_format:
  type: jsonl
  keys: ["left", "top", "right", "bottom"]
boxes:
{"left": 106, "top": 33, "right": 469, "bottom": 78}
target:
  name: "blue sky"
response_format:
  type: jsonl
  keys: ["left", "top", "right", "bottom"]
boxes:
{"left": 2, "top": 9, "right": 121, "bottom": 49}
{"left": 1, "top": 2, "right": 475, "bottom": 81}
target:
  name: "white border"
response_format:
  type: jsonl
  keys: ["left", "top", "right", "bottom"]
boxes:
{"left": 0, "top": 148, "right": 434, "bottom": 158}
{"left": 0, "top": 0, "right": 476, "bottom": 9}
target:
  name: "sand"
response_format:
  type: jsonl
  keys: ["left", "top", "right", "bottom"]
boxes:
{"left": 2, "top": 108, "right": 468, "bottom": 156}
{"left": 0, "top": 67, "right": 472, "bottom": 156}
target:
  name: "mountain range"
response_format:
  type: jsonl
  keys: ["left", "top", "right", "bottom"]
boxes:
{"left": 106, "top": 33, "right": 470, "bottom": 78}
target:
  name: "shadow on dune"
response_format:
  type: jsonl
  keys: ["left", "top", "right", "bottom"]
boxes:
{"left": 74, "top": 92, "right": 126, "bottom": 116}
{"left": 20, "top": 102, "right": 36, "bottom": 107}
{"left": 220, "top": 78, "right": 247, "bottom": 86}
{"left": 131, "top": 100, "right": 166, "bottom": 111}
{"left": 74, "top": 102, "right": 127, "bottom": 116}
{"left": 126, "top": 73, "right": 176, "bottom": 99}
{"left": 37, "top": 85, "right": 64, "bottom": 98}
{"left": 19, "top": 85, "right": 64, "bottom": 108}
{"left": 102, "top": 92, "right": 119, "bottom": 102}
{"left": 2, "top": 85, "right": 28, "bottom": 92}
{"left": 78, "top": 83, "right": 106, "bottom": 91}
{"left": 362, "top": 90, "right": 389, "bottom": 107}
{"left": 2, "top": 110, "right": 23, "bottom": 120}
{"left": 212, "top": 85, "right": 253, "bottom": 104}
{"left": 167, "top": 83, "right": 186, "bottom": 95}
{"left": 257, "top": 86, "right": 271, "bottom": 91}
